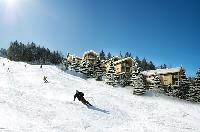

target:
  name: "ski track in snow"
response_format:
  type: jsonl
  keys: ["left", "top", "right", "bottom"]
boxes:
{"left": 0, "top": 57, "right": 200, "bottom": 132}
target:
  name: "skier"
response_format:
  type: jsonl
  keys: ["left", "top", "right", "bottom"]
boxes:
{"left": 40, "top": 64, "right": 42, "bottom": 68}
{"left": 43, "top": 76, "right": 48, "bottom": 83}
{"left": 74, "top": 90, "right": 93, "bottom": 107}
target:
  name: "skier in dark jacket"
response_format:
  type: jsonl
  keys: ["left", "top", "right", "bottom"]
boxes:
{"left": 74, "top": 90, "right": 92, "bottom": 107}
{"left": 43, "top": 76, "right": 48, "bottom": 83}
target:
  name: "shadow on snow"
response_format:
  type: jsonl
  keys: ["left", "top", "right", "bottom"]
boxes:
{"left": 87, "top": 106, "right": 110, "bottom": 114}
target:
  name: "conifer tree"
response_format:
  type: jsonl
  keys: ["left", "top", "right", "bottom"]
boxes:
{"left": 105, "top": 61, "right": 117, "bottom": 86}
{"left": 187, "top": 68, "right": 200, "bottom": 102}
{"left": 95, "top": 59, "right": 103, "bottom": 81}
{"left": 107, "top": 52, "right": 112, "bottom": 60}
{"left": 119, "top": 73, "right": 128, "bottom": 87}
{"left": 99, "top": 50, "right": 106, "bottom": 60}
{"left": 193, "top": 68, "right": 200, "bottom": 102}
{"left": 172, "top": 68, "right": 189, "bottom": 99}
{"left": 153, "top": 74, "right": 161, "bottom": 89}
{"left": 130, "top": 60, "right": 145, "bottom": 95}
{"left": 130, "top": 69, "right": 145, "bottom": 95}
{"left": 87, "top": 63, "right": 95, "bottom": 78}
{"left": 80, "top": 60, "right": 90, "bottom": 78}
{"left": 71, "top": 58, "right": 79, "bottom": 72}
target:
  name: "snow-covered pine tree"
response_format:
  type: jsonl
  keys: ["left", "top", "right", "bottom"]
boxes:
{"left": 65, "top": 62, "right": 69, "bottom": 70}
{"left": 194, "top": 68, "right": 200, "bottom": 102}
{"left": 95, "top": 58, "right": 103, "bottom": 81}
{"left": 130, "top": 69, "right": 139, "bottom": 86}
{"left": 178, "top": 69, "right": 190, "bottom": 99}
{"left": 187, "top": 68, "right": 200, "bottom": 102}
{"left": 105, "top": 60, "right": 117, "bottom": 86}
{"left": 131, "top": 59, "right": 145, "bottom": 93}
{"left": 172, "top": 68, "right": 189, "bottom": 99}
{"left": 71, "top": 58, "right": 79, "bottom": 72}
{"left": 62, "top": 58, "right": 69, "bottom": 70}
{"left": 119, "top": 72, "right": 128, "bottom": 87}
{"left": 134, "top": 74, "right": 145, "bottom": 95}
{"left": 70, "top": 58, "right": 75, "bottom": 69}
{"left": 87, "top": 63, "right": 95, "bottom": 78}
{"left": 130, "top": 69, "right": 145, "bottom": 95}
{"left": 153, "top": 74, "right": 161, "bottom": 89}
{"left": 186, "top": 81, "right": 196, "bottom": 102}
{"left": 80, "top": 60, "right": 90, "bottom": 78}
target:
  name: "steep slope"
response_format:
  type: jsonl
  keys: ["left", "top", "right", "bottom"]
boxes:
{"left": 0, "top": 57, "right": 200, "bottom": 132}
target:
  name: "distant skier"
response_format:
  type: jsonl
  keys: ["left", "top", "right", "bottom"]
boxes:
{"left": 40, "top": 64, "right": 42, "bottom": 68}
{"left": 3, "top": 63, "right": 5, "bottom": 66}
{"left": 74, "top": 90, "right": 93, "bottom": 107}
{"left": 7, "top": 68, "right": 10, "bottom": 72}
{"left": 43, "top": 76, "right": 48, "bottom": 83}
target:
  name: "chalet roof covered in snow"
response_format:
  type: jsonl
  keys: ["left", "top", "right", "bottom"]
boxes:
{"left": 76, "top": 57, "right": 82, "bottom": 60}
{"left": 66, "top": 53, "right": 82, "bottom": 61}
{"left": 103, "top": 56, "right": 120, "bottom": 64}
{"left": 113, "top": 57, "right": 135, "bottom": 65}
{"left": 103, "top": 56, "right": 135, "bottom": 65}
{"left": 142, "top": 67, "right": 182, "bottom": 76}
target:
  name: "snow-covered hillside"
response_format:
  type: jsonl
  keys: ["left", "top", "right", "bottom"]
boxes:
{"left": 0, "top": 57, "right": 200, "bottom": 132}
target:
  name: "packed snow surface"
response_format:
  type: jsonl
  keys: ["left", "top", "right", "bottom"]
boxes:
{"left": 0, "top": 57, "right": 200, "bottom": 132}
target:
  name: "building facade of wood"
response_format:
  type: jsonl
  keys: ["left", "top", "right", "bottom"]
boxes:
{"left": 142, "top": 67, "right": 185, "bottom": 89}
{"left": 82, "top": 50, "right": 98, "bottom": 65}
{"left": 66, "top": 53, "right": 82, "bottom": 65}
{"left": 104, "top": 57, "right": 136, "bottom": 78}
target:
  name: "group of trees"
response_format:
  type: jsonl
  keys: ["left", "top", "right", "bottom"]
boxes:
{"left": 60, "top": 49, "right": 200, "bottom": 101}
{"left": 99, "top": 50, "right": 133, "bottom": 60}
{"left": 159, "top": 64, "right": 168, "bottom": 69}
{"left": 2, "top": 41, "right": 200, "bottom": 101}
{"left": 67, "top": 57, "right": 105, "bottom": 81}
{"left": 150, "top": 68, "right": 200, "bottom": 103}
{"left": 6, "top": 41, "right": 63, "bottom": 64}
{"left": 66, "top": 54, "right": 147, "bottom": 95}
{"left": 105, "top": 59, "right": 146, "bottom": 95}
{"left": 135, "top": 57, "right": 156, "bottom": 71}
{"left": 79, "top": 60, "right": 98, "bottom": 78}
{"left": 66, "top": 50, "right": 162, "bottom": 96}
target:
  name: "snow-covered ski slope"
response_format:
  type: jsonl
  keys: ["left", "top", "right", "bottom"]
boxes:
{"left": 0, "top": 57, "right": 200, "bottom": 132}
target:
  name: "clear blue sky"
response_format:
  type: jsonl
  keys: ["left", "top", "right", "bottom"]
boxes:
{"left": 0, "top": 0, "right": 199, "bottom": 76}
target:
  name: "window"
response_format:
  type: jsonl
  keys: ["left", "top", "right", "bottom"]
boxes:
{"left": 121, "top": 67, "right": 125, "bottom": 72}
{"left": 126, "top": 68, "right": 130, "bottom": 72}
